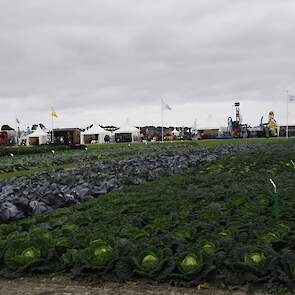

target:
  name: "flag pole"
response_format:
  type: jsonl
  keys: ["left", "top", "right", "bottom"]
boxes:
{"left": 15, "top": 118, "right": 20, "bottom": 146}
{"left": 15, "top": 119, "right": 17, "bottom": 146}
{"left": 286, "top": 90, "right": 289, "bottom": 139}
{"left": 51, "top": 108, "right": 54, "bottom": 144}
{"left": 161, "top": 98, "right": 164, "bottom": 142}
{"left": 17, "top": 122, "right": 20, "bottom": 146}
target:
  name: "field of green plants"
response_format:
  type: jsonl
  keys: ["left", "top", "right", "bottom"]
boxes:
{"left": 0, "top": 138, "right": 285, "bottom": 178}
{"left": 0, "top": 139, "right": 295, "bottom": 292}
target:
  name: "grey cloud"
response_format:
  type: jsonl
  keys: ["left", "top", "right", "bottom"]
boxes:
{"left": 0, "top": 0, "right": 294, "bottom": 126}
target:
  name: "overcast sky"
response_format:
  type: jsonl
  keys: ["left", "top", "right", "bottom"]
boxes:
{"left": 1, "top": 0, "right": 295, "bottom": 129}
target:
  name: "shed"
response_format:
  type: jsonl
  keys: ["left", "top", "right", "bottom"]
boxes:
{"left": 197, "top": 128, "right": 219, "bottom": 139}
{"left": 0, "top": 132, "right": 9, "bottom": 146}
{"left": 1, "top": 125, "right": 16, "bottom": 145}
{"left": 279, "top": 125, "right": 295, "bottom": 137}
{"left": 53, "top": 128, "right": 81, "bottom": 145}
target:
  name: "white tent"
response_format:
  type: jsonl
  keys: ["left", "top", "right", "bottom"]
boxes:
{"left": 172, "top": 128, "right": 180, "bottom": 137}
{"left": 26, "top": 127, "right": 49, "bottom": 146}
{"left": 80, "top": 125, "right": 111, "bottom": 144}
{"left": 114, "top": 123, "right": 141, "bottom": 143}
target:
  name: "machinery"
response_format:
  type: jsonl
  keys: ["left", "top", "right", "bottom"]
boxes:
{"left": 218, "top": 102, "right": 249, "bottom": 138}
{"left": 232, "top": 102, "right": 241, "bottom": 137}
{"left": 218, "top": 102, "right": 278, "bottom": 139}
{"left": 230, "top": 102, "right": 250, "bottom": 138}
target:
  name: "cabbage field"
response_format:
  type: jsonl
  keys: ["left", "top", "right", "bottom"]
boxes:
{"left": 0, "top": 142, "right": 191, "bottom": 175}
{"left": 0, "top": 142, "right": 262, "bottom": 221}
{"left": 0, "top": 139, "right": 295, "bottom": 292}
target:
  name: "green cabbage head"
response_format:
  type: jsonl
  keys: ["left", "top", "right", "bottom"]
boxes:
{"left": 243, "top": 251, "right": 266, "bottom": 268}
{"left": 86, "top": 239, "right": 113, "bottom": 267}
{"left": 4, "top": 243, "right": 41, "bottom": 268}
{"left": 200, "top": 240, "right": 217, "bottom": 254}
{"left": 18, "top": 247, "right": 40, "bottom": 264}
{"left": 139, "top": 251, "right": 160, "bottom": 272}
{"left": 178, "top": 252, "right": 202, "bottom": 274}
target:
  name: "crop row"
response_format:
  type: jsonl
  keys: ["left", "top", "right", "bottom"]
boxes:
{"left": 0, "top": 142, "right": 264, "bottom": 222}
{"left": 0, "top": 145, "right": 72, "bottom": 157}
{"left": 0, "top": 142, "right": 199, "bottom": 174}
{"left": 0, "top": 141, "right": 295, "bottom": 291}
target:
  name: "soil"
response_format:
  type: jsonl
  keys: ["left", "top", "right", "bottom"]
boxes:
{"left": 0, "top": 274, "right": 266, "bottom": 295}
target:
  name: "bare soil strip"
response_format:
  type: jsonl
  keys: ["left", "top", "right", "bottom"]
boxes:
{"left": 0, "top": 275, "right": 266, "bottom": 295}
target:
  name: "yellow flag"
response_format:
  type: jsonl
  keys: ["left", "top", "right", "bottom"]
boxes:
{"left": 51, "top": 110, "right": 58, "bottom": 118}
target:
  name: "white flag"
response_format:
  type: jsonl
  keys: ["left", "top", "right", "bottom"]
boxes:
{"left": 162, "top": 100, "right": 172, "bottom": 110}
{"left": 288, "top": 94, "right": 295, "bottom": 103}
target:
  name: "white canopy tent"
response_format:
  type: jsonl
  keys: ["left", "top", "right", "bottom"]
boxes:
{"left": 172, "top": 128, "right": 180, "bottom": 137}
{"left": 114, "top": 123, "right": 141, "bottom": 143}
{"left": 26, "top": 127, "right": 49, "bottom": 146}
{"left": 80, "top": 125, "right": 111, "bottom": 144}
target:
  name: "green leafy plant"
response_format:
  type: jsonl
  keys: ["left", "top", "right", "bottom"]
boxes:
{"left": 177, "top": 251, "right": 203, "bottom": 274}
{"left": 200, "top": 240, "right": 217, "bottom": 255}
{"left": 79, "top": 239, "right": 115, "bottom": 270}
{"left": 260, "top": 232, "right": 280, "bottom": 242}
{"left": 138, "top": 251, "right": 160, "bottom": 272}
{"left": 243, "top": 251, "right": 267, "bottom": 269}
{"left": 4, "top": 241, "right": 41, "bottom": 269}
{"left": 0, "top": 140, "right": 294, "bottom": 291}
{"left": 132, "top": 247, "right": 174, "bottom": 279}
